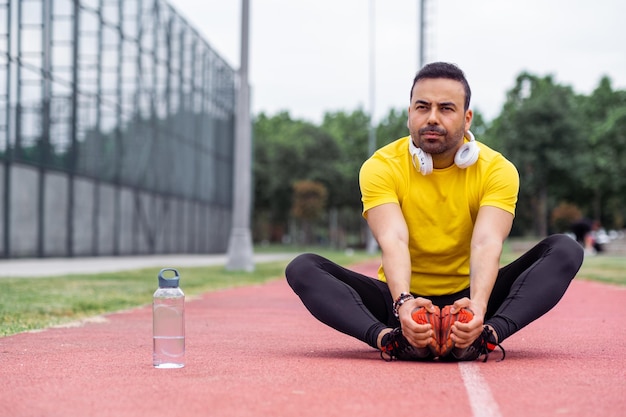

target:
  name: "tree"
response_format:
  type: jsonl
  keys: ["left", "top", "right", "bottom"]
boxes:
{"left": 291, "top": 180, "right": 328, "bottom": 245}
{"left": 319, "top": 109, "right": 378, "bottom": 248}
{"left": 587, "top": 106, "right": 626, "bottom": 228}
{"left": 468, "top": 109, "right": 490, "bottom": 145}
{"left": 251, "top": 74, "right": 626, "bottom": 242}
{"left": 253, "top": 112, "right": 341, "bottom": 243}
{"left": 577, "top": 77, "right": 626, "bottom": 227}
{"left": 490, "top": 73, "right": 584, "bottom": 236}
{"left": 376, "top": 108, "right": 409, "bottom": 147}
{"left": 320, "top": 109, "right": 370, "bottom": 208}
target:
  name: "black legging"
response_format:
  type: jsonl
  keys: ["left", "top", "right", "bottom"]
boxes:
{"left": 285, "top": 234, "right": 584, "bottom": 350}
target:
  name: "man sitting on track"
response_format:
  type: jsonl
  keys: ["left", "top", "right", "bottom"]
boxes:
{"left": 285, "top": 62, "right": 584, "bottom": 362}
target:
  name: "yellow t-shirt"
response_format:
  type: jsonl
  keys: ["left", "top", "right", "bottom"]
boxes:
{"left": 359, "top": 136, "right": 519, "bottom": 296}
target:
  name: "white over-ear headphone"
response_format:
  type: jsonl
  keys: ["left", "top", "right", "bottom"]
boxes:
{"left": 409, "top": 130, "right": 480, "bottom": 175}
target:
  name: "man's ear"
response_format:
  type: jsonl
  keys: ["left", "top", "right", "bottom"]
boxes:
{"left": 464, "top": 109, "right": 473, "bottom": 132}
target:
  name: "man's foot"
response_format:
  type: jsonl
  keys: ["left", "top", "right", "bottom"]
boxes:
{"left": 438, "top": 305, "right": 474, "bottom": 358}
{"left": 447, "top": 326, "right": 505, "bottom": 362}
{"left": 380, "top": 327, "right": 433, "bottom": 361}
{"left": 411, "top": 305, "right": 441, "bottom": 357}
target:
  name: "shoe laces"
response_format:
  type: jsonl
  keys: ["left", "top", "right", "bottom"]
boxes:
{"left": 380, "top": 328, "right": 411, "bottom": 362}
{"left": 475, "top": 326, "right": 506, "bottom": 362}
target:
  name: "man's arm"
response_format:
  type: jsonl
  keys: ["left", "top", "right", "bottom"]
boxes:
{"left": 451, "top": 205, "right": 513, "bottom": 348}
{"left": 366, "top": 202, "right": 436, "bottom": 348}
{"left": 470, "top": 205, "right": 514, "bottom": 314}
{"left": 366, "top": 203, "right": 411, "bottom": 299}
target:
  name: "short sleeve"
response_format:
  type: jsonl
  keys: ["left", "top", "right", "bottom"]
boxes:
{"left": 480, "top": 156, "right": 519, "bottom": 215}
{"left": 359, "top": 155, "right": 400, "bottom": 218}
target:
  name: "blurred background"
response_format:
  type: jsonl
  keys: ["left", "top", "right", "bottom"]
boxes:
{"left": 1, "top": 0, "right": 624, "bottom": 258}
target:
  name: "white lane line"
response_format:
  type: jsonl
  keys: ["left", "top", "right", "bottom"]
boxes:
{"left": 459, "top": 362, "right": 503, "bottom": 417}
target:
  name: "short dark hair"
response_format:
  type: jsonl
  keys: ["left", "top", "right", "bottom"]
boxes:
{"left": 410, "top": 62, "right": 471, "bottom": 111}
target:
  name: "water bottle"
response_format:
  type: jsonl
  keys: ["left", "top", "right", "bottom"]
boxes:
{"left": 153, "top": 268, "right": 185, "bottom": 368}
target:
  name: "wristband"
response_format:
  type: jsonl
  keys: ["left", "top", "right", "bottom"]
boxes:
{"left": 392, "top": 292, "right": 414, "bottom": 318}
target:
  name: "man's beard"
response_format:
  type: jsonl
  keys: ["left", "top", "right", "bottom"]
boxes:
{"left": 412, "top": 125, "right": 464, "bottom": 155}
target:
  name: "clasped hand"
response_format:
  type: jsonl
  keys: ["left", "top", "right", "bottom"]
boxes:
{"left": 397, "top": 297, "right": 485, "bottom": 351}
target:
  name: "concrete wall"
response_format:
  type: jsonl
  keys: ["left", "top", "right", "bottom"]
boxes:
{"left": 1, "top": 162, "right": 232, "bottom": 258}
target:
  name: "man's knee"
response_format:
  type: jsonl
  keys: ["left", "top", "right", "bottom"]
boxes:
{"left": 547, "top": 234, "right": 584, "bottom": 269}
{"left": 285, "top": 253, "right": 324, "bottom": 290}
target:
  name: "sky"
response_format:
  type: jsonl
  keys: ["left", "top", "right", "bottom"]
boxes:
{"left": 168, "top": 0, "right": 626, "bottom": 124}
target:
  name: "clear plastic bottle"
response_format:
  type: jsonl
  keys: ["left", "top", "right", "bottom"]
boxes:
{"left": 153, "top": 268, "right": 185, "bottom": 368}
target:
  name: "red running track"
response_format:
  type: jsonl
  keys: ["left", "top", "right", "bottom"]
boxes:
{"left": 1, "top": 260, "right": 625, "bottom": 417}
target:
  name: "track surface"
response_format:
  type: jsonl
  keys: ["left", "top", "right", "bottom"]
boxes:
{"left": 1, "top": 260, "right": 625, "bottom": 417}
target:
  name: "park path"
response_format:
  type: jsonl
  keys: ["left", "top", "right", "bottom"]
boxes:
{"left": 1, "top": 259, "right": 625, "bottom": 417}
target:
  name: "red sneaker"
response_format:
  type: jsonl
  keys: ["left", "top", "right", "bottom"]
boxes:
{"left": 379, "top": 327, "right": 433, "bottom": 361}
{"left": 449, "top": 326, "right": 505, "bottom": 362}
{"left": 411, "top": 305, "right": 441, "bottom": 357}
{"left": 439, "top": 305, "right": 474, "bottom": 358}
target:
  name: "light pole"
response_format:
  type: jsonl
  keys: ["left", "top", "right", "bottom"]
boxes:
{"left": 226, "top": 0, "right": 254, "bottom": 271}
{"left": 366, "top": 0, "right": 378, "bottom": 254}
{"left": 368, "top": 0, "right": 376, "bottom": 158}
{"left": 418, "top": 0, "right": 427, "bottom": 68}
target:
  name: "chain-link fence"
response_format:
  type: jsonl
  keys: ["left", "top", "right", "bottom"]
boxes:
{"left": 0, "top": 0, "right": 237, "bottom": 257}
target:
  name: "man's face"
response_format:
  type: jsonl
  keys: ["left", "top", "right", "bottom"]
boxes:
{"left": 407, "top": 78, "right": 472, "bottom": 160}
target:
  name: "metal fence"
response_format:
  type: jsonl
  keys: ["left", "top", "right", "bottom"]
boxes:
{"left": 0, "top": 0, "right": 237, "bottom": 257}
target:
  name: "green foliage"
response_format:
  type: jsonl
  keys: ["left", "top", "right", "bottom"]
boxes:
{"left": 320, "top": 109, "right": 370, "bottom": 208}
{"left": 290, "top": 180, "right": 329, "bottom": 245}
{"left": 291, "top": 180, "right": 328, "bottom": 221}
{"left": 581, "top": 98, "right": 626, "bottom": 224}
{"left": 253, "top": 112, "right": 342, "bottom": 235}
{"left": 469, "top": 109, "right": 492, "bottom": 146}
{"left": 551, "top": 202, "right": 583, "bottom": 233}
{"left": 251, "top": 73, "right": 626, "bottom": 243}
{"left": 375, "top": 108, "right": 410, "bottom": 147}
{"left": 489, "top": 73, "right": 586, "bottom": 235}
{"left": 254, "top": 109, "right": 392, "bottom": 245}
{"left": 555, "top": 77, "right": 626, "bottom": 228}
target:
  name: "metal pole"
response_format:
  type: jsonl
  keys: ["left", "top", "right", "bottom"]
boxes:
{"left": 3, "top": 0, "right": 12, "bottom": 257}
{"left": 67, "top": 0, "right": 80, "bottom": 257}
{"left": 38, "top": 0, "right": 52, "bottom": 257}
{"left": 226, "top": 0, "right": 254, "bottom": 271}
{"left": 419, "top": 0, "right": 425, "bottom": 68}
{"left": 366, "top": 0, "right": 378, "bottom": 254}
{"left": 368, "top": 0, "right": 376, "bottom": 157}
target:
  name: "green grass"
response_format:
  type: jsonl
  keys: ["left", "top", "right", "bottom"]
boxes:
{"left": 573, "top": 254, "right": 626, "bottom": 286}
{"left": 0, "top": 247, "right": 376, "bottom": 337}
{"left": 501, "top": 241, "right": 626, "bottom": 286}
{"left": 1, "top": 242, "right": 624, "bottom": 337}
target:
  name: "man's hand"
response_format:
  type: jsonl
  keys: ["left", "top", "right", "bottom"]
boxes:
{"left": 449, "top": 297, "right": 485, "bottom": 349}
{"left": 397, "top": 297, "right": 437, "bottom": 348}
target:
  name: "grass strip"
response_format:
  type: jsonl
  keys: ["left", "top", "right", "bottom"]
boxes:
{"left": 0, "top": 248, "right": 374, "bottom": 337}
{"left": 1, "top": 244, "right": 624, "bottom": 337}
